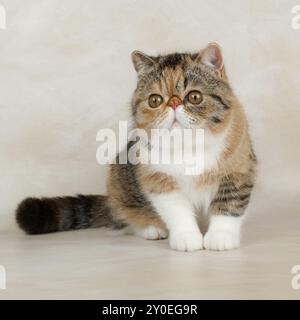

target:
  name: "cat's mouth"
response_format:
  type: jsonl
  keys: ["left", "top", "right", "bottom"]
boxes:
{"left": 171, "top": 108, "right": 191, "bottom": 129}
{"left": 157, "top": 107, "right": 191, "bottom": 130}
{"left": 170, "top": 120, "right": 182, "bottom": 129}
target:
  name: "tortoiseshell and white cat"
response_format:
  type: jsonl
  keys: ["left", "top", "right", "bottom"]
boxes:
{"left": 17, "top": 43, "right": 256, "bottom": 252}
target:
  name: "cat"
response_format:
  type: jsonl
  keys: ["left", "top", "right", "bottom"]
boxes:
{"left": 16, "top": 43, "right": 256, "bottom": 252}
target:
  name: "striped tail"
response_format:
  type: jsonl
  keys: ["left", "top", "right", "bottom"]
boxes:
{"left": 16, "top": 195, "right": 125, "bottom": 235}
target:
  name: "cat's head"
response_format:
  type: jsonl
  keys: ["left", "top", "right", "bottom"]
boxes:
{"left": 131, "top": 43, "right": 235, "bottom": 132}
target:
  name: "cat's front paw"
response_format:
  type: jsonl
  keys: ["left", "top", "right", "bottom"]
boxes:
{"left": 135, "top": 225, "right": 168, "bottom": 240}
{"left": 169, "top": 230, "right": 203, "bottom": 252}
{"left": 204, "top": 230, "right": 240, "bottom": 251}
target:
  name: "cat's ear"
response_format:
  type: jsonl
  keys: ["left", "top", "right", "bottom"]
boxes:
{"left": 198, "top": 43, "right": 225, "bottom": 77}
{"left": 131, "top": 51, "right": 155, "bottom": 73}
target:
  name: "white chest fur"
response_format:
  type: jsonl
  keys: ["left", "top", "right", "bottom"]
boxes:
{"left": 177, "top": 175, "right": 218, "bottom": 214}
{"left": 144, "top": 128, "right": 227, "bottom": 175}
{"left": 144, "top": 129, "right": 225, "bottom": 214}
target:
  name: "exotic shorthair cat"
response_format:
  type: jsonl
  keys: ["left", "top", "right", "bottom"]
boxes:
{"left": 16, "top": 43, "right": 256, "bottom": 252}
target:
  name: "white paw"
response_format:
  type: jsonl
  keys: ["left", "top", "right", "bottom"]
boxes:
{"left": 169, "top": 230, "right": 203, "bottom": 252}
{"left": 135, "top": 225, "right": 168, "bottom": 240}
{"left": 204, "top": 230, "right": 240, "bottom": 251}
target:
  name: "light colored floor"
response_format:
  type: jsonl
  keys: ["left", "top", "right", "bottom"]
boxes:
{"left": 0, "top": 187, "right": 300, "bottom": 300}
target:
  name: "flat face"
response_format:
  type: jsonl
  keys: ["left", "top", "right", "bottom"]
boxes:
{"left": 131, "top": 53, "right": 232, "bottom": 132}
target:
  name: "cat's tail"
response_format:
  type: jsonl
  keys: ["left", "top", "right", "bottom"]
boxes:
{"left": 16, "top": 195, "right": 125, "bottom": 235}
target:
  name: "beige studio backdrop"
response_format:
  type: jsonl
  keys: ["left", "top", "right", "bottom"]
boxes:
{"left": 0, "top": 0, "right": 300, "bottom": 299}
{"left": 1, "top": 0, "right": 300, "bottom": 228}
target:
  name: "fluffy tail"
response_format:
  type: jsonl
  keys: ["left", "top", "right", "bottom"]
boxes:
{"left": 16, "top": 195, "right": 125, "bottom": 235}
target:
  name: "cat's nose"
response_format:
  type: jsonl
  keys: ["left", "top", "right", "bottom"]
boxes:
{"left": 167, "top": 96, "right": 182, "bottom": 110}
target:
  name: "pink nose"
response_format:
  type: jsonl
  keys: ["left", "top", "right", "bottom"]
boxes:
{"left": 167, "top": 96, "right": 182, "bottom": 110}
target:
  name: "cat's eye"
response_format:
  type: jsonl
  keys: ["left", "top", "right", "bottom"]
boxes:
{"left": 187, "top": 91, "right": 203, "bottom": 105}
{"left": 149, "top": 94, "right": 163, "bottom": 108}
